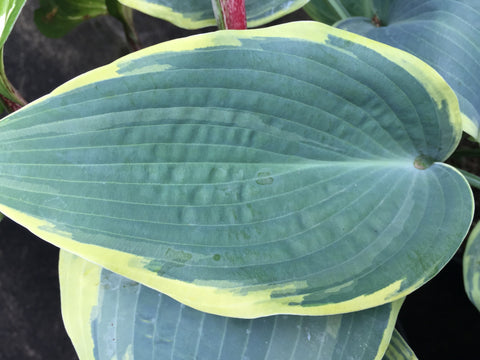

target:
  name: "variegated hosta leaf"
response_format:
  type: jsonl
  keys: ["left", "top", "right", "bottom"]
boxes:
{"left": 34, "top": 0, "right": 107, "bottom": 38}
{"left": 304, "top": 0, "right": 373, "bottom": 25}
{"left": 0, "top": 0, "right": 26, "bottom": 105}
{"left": 117, "top": 0, "right": 309, "bottom": 29}
{"left": 60, "top": 250, "right": 402, "bottom": 360}
{"left": 382, "top": 329, "right": 418, "bottom": 360}
{"left": 463, "top": 221, "right": 480, "bottom": 312}
{"left": 321, "top": 0, "right": 480, "bottom": 140}
{"left": 0, "top": 22, "right": 473, "bottom": 318}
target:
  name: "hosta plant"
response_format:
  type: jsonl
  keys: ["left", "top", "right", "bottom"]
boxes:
{"left": 2, "top": 0, "right": 480, "bottom": 359}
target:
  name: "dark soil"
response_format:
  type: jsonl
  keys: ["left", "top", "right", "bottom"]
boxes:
{"left": 1, "top": 1, "right": 480, "bottom": 359}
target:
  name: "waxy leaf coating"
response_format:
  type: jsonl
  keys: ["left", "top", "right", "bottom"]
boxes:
{"left": 60, "top": 250, "right": 402, "bottom": 360}
{"left": 0, "top": 22, "right": 473, "bottom": 317}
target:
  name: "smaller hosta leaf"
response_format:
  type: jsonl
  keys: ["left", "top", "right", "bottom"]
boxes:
{"left": 60, "top": 250, "right": 403, "bottom": 360}
{"left": 382, "top": 329, "right": 418, "bottom": 360}
{"left": 118, "top": 0, "right": 309, "bottom": 29}
{"left": 463, "top": 221, "right": 480, "bottom": 312}
{"left": 333, "top": 0, "right": 480, "bottom": 140}
{"left": 34, "top": 0, "right": 107, "bottom": 38}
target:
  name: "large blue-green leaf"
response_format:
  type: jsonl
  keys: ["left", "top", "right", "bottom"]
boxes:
{"left": 117, "top": 0, "right": 309, "bottom": 29}
{"left": 0, "top": 22, "right": 473, "bottom": 317}
{"left": 382, "top": 330, "right": 418, "bottom": 360}
{"left": 463, "top": 221, "right": 480, "bottom": 312}
{"left": 0, "top": 0, "right": 26, "bottom": 108}
{"left": 316, "top": 0, "right": 480, "bottom": 140}
{"left": 60, "top": 250, "right": 402, "bottom": 360}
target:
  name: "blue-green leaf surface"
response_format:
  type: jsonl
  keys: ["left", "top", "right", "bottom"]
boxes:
{"left": 324, "top": 0, "right": 480, "bottom": 139}
{"left": 117, "top": 0, "right": 309, "bottom": 29}
{"left": 0, "top": 22, "right": 473, "bottom": 317}
{"left": 463, "top": 221, "right": 480, "bottom": 312}
{"left": 60, "top": 250, "right": 402, "bottom": 360}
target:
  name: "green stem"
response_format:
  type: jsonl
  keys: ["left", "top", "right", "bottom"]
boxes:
{"left": 0, "top": 47, "right": 26, "bottom": 113}
{"left": 212, "top": 0, "right": 226, "bottom": 29}
{"left": 459, "top": 169, "right": 480, "bottom": 190}
{"left": 327, "top": 0, "right": 350, "bottom": 20}
{"left": 106, "top": 0, "right": 141, "bottom": 52}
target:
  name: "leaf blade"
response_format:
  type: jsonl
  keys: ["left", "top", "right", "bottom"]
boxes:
{"left": 329, "top": 0, "right": 480, "bottom": 140}
{"left": 34, "top": 0, "right": 107, "bottom": 38}
{"left": 463, "top": 221, "right": 480, "bottom": 312}
{"left": 382, "top": 329, "right": 418, "bottom": 360}
{"left": 59, "top": 250, "right": 403, "bottom": 360}
{"left": 0, "top": 22, "right": 472, "bottom": 317}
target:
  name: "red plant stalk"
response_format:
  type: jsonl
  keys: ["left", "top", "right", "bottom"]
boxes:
{"left": 0, "top": 94, "right": 24, "bottom": 113}
{"left": 215, "top": 0, "right": 247, "bottom": 29}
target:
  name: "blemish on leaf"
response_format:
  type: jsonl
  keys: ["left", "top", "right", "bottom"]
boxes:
{"left": 371, "top": 14, "right": 383, "bottom": 27}
{"left": 256, "top": 171, "right": 274, "bottom": 185}
{"left": 414, "top": 155, "right": 434, "bottom": 170}
{"left": 213, "top": 254, "right": 221, "bottom": 261}
{"left": 146, "top": 249, "right": 193, "bottom": 276}
{"left": 45, "top": 6, "right": 59, "bottom": 22}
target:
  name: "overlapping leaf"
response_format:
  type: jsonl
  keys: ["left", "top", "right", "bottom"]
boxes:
{"left": 382, "top": 330, "right": 418, "bottom": 360}
{"left": 308, "top": 0, "right": 480, "bottom": 139}
{"left": 304, "top": 0, "right": 373, "bottom": 25}
{"left": 0, "top": 22, "right": 473, "bottom": 317}
{"left": 60, "top": 250, "right": 402, "bottom": 360}
{"left": 117, "top": 0, "right": 309, "bottom": 29}
{"left": 463, "top": 221, "right": 480, "bottom": 312}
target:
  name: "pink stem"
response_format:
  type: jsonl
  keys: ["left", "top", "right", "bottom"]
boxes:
{"left": 220, "top": 0, "right": 246, "bottom": 29}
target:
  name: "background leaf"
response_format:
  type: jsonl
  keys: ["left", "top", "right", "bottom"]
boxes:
{"left": 0, "top": 22, "right": 473, "bottom": 317}
{"left": 304, "top": 0, "right": 373, "bottom": 25}
{"left": 34, "top": 0, "right": 107, "bottom": 38}
{"left": 117, "top": 0, "right": 309, "bottom": 29}
{"left": 312, "top": 0, "right": 480, "bottom": 140}
{"left": 463, "top": 221, "right": 480, "bottom": 312}
{"left": 60, "top": 250, "right": 402, "bottom": 360}
{"left": 382, "top": 329, "right": 418, "bottom": 360}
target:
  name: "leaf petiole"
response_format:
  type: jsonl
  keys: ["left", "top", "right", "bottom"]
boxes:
{"left": 458, "top": 169, "right": 480, "bottom": 190}
{"left": 326, "top": 0, "right": 350, "bottom": 20}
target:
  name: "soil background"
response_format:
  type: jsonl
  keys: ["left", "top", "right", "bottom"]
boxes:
{"left": 1, "top": 1, "right": 480, "bottom": 359}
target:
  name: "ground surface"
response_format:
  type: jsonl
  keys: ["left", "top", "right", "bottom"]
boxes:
{"left": 1, "top": 1, "right": 480, "bottom": 359}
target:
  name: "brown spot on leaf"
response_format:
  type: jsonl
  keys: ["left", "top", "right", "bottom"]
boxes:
{"left": 372, "top": 14, "right": 383, "bottom": 27}
{"left": 44, "top": 6, "right": 58, "bottom": 22}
